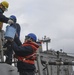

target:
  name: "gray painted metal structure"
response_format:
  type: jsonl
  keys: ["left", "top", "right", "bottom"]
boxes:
{"left": 35, "top": 50, "right": 74, "bottom": 75}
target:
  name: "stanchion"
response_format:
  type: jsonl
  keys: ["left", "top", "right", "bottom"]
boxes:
{"left": 36, "top": 48, "right": 43, "bottom": 75}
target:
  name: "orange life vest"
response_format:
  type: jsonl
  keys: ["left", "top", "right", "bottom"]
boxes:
{"left": 16, "top": 41, "right": 39, "bottom": 64}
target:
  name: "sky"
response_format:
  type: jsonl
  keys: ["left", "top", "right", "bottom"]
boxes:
{"left": 1, "top": 0, "right": 74, "bottom": 55}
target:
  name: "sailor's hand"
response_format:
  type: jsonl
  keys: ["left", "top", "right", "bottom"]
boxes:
{"left": 8, "top": 19, "right": 14, "bottom": 24}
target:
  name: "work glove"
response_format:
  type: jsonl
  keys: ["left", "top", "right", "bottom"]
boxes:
{"left": 8, "top": 19, "right": 14, "bottom": 24}
{"left": 7, "top": 38, "right": 14, "bottom": 42}
{"left": 3, "top": 40, "right": 12, "bottom": 48}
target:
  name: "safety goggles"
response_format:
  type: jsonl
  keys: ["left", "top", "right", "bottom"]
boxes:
{"left": 1, "top": 4, "right": 7, "bottom": 11}
{"left": 9, "top": 18, "right": 14, "bottom": 22}
{"left": 25, "top": 36, "right": 31, "bottom": 40}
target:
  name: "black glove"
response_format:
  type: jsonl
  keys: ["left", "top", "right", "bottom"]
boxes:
{"left": 3, "top": 40, "right": 12, "bottom": 48}
{"left": 7, "top": 38, "right": 14, "bottom": 42}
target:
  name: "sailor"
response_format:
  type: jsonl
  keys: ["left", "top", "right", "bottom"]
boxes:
{"left": 4, "top": 15, "right": 21, "bottom": 65}
{"left": 8, "top": 33, "right": 39, "bottom": 75}
{"left": 0, "top": 1, "right": 14, "bottom": 30}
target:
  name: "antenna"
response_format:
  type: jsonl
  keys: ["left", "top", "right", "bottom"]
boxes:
{"left": 39, "top": 36, "right": 51, "bottom": 51}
